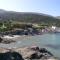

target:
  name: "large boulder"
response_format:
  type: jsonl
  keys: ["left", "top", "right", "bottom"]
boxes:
{"left": 13, "top": 46, "right": 58, "bottom": 60}
{"left": 0, "top": 46, "right": 58, "bottom": 60}
{"left": 0, "top": 51, "right": 24, "bottom": 60}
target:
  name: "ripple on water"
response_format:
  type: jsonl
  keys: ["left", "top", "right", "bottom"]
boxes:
{"left": 45, "top": 44, "right": 60, "bottom": 49}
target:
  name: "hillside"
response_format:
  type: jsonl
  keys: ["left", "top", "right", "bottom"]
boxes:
{"left": 56, "top": 16, "right": 60, "bottom": 19}
{"left": 0, "top": 9, "right": 60, "bottom": 26}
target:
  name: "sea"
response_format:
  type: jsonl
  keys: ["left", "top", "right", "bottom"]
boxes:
{"left": 0, "top": 33, "right": 60, "bottom": 58}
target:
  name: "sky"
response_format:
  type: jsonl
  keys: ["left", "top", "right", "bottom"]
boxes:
{"left": 0, "top": 0, "right": 60, "bottom": 16}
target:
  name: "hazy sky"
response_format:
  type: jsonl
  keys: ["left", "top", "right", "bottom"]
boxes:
{"left": 0, "top": 0, "right": 60, "bottom": 16}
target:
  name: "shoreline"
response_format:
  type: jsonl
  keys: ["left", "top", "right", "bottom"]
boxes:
{"left": 0, "top": 34, "right": 42, "bottom": 40}
{"left": 0, "top": 34, "right": 60, "bottom": 59}
{"left": 0, "top": 46, "right": 58, "bottom": 60}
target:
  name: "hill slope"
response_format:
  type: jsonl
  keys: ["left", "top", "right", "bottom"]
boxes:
{"left": 0, "top": 9, "right": 60, "bottom": 25}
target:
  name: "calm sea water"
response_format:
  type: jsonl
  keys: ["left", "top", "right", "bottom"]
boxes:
{"left": 0, "top": 33, "right": 60, "bottom": 58}
{"left": 19, "top": 33, "right": 60, "bottom": 58}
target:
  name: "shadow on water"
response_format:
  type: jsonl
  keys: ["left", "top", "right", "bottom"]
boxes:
{"left": 45, "top": 44, "right": 60, "bottom": 50}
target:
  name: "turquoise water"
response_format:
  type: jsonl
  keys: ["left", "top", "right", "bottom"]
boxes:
{"left": 0, "top": 33, "right": 60, "bottom": 58}
{"left": 20, "top": 33, "right": 60, "bottom": 58}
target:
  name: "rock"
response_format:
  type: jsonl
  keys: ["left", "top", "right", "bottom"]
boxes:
{"left": 0, "top": 48, "right": 9, "bottom": 53}
{"left": 0, "top": 38, "right": 16, "bottom": 44}
{"left": 2, "top": 40, "right": 16, "bottom": 44}
{"left": 13, "top": 47, "right": 36, "bottom": 59}
{"left": 13, "top": 46, "right": 58, "bottom": 60}
{"left": 0, "top": 46, "right": 58, "bottom": 60}
{"left": 39, "top": 48, "right": 53, "bottom": 56}
{"left": 0, "top": 36, "right": 16, "bottom": 44}
{"left": 0, "top": 51, "right": 24, "bottom": 60}
{"left": 0, "top": 37, "right": 3, "bottom": 42}
{"left": 30, "top": 46, "right": 40, "bottom": 51}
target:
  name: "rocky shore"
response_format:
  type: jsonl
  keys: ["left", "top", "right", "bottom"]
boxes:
{"left": 0, "top": 46, "right": 58, "bottom": 60}
{"left": 0, "top": 37, "right": 59, "bottom": 60}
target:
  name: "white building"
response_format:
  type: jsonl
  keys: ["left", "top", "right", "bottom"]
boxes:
{"left": 51, "top": 26, "right": 56, "bottom": 30}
